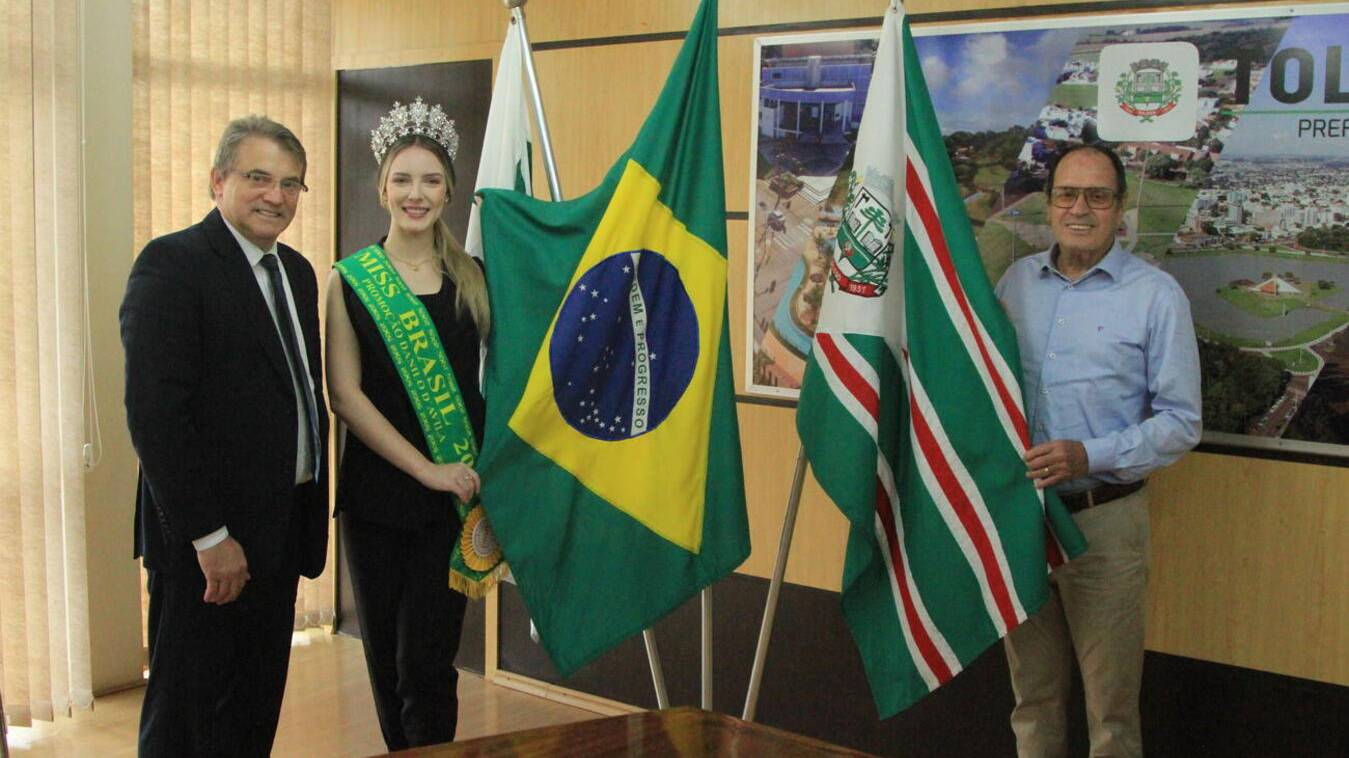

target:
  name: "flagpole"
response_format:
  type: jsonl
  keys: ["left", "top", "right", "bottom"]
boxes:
{"left": 701, "top": 587, "right": 712, "bottom": 709}
{"left": 501, "top": 0, "right": 670, "bottom": 710}
{"left": 741, "top": 446, "right": 809, "bottom": 722}
{"left": 506, "top": 0, "right": 563, "bottom": 201}
{"left": 643, "top": 631, "right": 670, "bottom": 709}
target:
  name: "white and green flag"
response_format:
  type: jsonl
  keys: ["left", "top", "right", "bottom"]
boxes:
{"left": 465, "top": 19, "right": 532, "bottom": 260}
{"left": 795, "top": 0, "right": 1086, "bottom": 718}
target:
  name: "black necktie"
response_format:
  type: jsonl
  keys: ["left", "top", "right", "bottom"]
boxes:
{"left": 260, "top": 254, "right": 320, "bottom": 480}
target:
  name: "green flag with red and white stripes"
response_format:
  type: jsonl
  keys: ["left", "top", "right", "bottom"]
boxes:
{"left": 795, "top": 1, "right": 1086, "bottom": 718}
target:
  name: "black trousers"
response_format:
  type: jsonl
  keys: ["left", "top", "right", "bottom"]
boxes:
{"left": 341, "top": 513, "right": 468, "bottom": 750}
{"left": 138, "top": 565, "right": 299, "bottom": 757}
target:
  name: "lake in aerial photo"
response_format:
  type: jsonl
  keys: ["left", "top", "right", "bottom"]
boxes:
{"left": 1163, "top": 252, "right": 1349, "bottom": 346}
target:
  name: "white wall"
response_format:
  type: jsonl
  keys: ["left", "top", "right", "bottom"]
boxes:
{"left": 80, "top": 0, "right": 144, "bottom": 694}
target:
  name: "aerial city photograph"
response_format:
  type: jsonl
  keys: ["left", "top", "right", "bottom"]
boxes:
{"left": 748, "top": 11, "right": 1347, "bottom": 449}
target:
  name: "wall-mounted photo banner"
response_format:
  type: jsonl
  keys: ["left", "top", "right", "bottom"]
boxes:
{"left": 745, "top": 2, "right": 1349, "bottom": 461}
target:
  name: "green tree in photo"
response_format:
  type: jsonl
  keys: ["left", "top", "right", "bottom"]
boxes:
{"left": 1199, "top": 342, "right": 1288, "bottom": 433}
{"left": 1285, "top": 374, "right": 1349, "bottom": 445}
{"left": 1298, "top": 224, "right": 1349, "bottom": 252}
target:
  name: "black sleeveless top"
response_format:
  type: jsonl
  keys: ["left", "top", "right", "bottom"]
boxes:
{"left": 335, "top": 261, "right": 485, "bottom": 528}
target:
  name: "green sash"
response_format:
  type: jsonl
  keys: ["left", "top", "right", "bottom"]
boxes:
{"left": 335, "top": 244, "right": 505, "bottom": 598}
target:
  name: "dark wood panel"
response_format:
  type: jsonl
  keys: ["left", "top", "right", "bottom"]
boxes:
{"left": 496, "top": 574, "right": 1024, "bottom": 755}
{"left": 333, "top": 59, "right": 495, "bottom": 676}
{"left": 498, "top": 573, "right": 1349, "bottom": 757}
{"left": 336, "top": 60, "right": 493, "bottom": 260}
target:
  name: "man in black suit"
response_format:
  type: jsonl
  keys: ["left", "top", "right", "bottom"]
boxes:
{"left": 121, "top": 115, "right": 328, "bottom": 757}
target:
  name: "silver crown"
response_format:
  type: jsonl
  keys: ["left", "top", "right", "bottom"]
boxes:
{"left": 369, "top": 96, "right": 459, "bottom": 164}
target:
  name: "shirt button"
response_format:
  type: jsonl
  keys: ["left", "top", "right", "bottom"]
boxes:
{"left": 1041, "top": 388, "right": 1049, "bottom": 395}
{"left": 1049, "top": 352, "right": 1057, "bottom": 359}
{"left": 1056, "top": 317, "right": 1065, "bottom": 325}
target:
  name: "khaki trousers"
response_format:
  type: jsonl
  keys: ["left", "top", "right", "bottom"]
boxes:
{"left": 1005, "top": 489, "right": 1151, "bottom": 758}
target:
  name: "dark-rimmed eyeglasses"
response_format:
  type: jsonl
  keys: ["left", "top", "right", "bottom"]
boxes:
{"left": 237, "top": 170, "right": 308, "bottom": 198}
{"left": 1049, "top": 186, "right": 1118, "bottom": 210}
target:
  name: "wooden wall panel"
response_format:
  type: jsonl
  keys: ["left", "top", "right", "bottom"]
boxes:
{"left": 523, "top": 0, "right": 883, "bottom": 42}
{"left": 1147, "top": 454, "right": 1349, "bottom": 685}
{"left": 331, "top": 0, "right": 504, "bottom": 69}
{"left": 333, "top": 0, "right": 1331, "bottom": 69}
{"left": 333, "top": 0, "right": 890, "bottom": 67}
{"left": 528, "top": 42, "right": 676, "bottom": 197}
{"left": 333, "top": 0, "right": 1349, "bottom": 687}
{"left": 528, "top": 31, "right": 872, "bottom": 212}
{"left": 720, "top": 35, "right": 755, "bottom": 213}
{"left": 736, "top": 404, "right": 850, "bottom": 588}
{"left": 727, "top": 219, "right": 747, "bottom": 390}
{"left": 334, "top": 0, "right": 1243, "bottom": 66}
{"left": 730, "top": 219, "right": 849, "bottom": 587}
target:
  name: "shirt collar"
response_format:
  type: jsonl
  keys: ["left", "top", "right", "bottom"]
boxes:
{"left": 219, "top": 213, "right": 278, "bottom": 267}
{"left": 1040, "top": 239, "right": 1128, "bottom": 282}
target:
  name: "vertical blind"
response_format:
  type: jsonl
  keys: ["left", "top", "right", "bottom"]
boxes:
{"left": 0, "top": 0, "right": 94, "bottom": 726}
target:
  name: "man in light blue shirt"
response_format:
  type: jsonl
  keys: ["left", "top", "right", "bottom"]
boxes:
{"left": 996, "top": 144, "right": 1201, "bottom": 758}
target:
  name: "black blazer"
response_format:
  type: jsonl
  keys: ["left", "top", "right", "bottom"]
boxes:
{"left": 120, "top": 208, "right": 329, "bottom": 579}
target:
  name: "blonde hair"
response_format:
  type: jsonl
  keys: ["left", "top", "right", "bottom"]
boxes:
{"left": 378, "top": 135, "right": 490, "bottom": 337}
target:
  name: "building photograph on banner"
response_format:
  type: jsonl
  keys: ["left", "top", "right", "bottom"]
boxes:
{"left": 744, "top": 3, "right": 1349, "bottom": 460}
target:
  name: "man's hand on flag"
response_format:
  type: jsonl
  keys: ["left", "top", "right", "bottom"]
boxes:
{"left": 1024, "top": 440, "right": 1089, "bottom": 488}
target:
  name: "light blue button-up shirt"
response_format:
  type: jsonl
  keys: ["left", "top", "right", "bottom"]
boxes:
{"left": 995, "top": 242, "right": 1201, "bottom": 493}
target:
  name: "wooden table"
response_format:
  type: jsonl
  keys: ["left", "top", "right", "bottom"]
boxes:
{"left": 391, "top": 706, "right": 877, "bottom": 757}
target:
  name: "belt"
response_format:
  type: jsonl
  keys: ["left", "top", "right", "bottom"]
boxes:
{"left": 1059, "top": 480, "right": 1145, "bottom": 514}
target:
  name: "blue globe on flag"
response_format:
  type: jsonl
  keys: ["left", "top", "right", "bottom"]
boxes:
{"left": 549, "top": 250, "right": 698, "bottom": 441}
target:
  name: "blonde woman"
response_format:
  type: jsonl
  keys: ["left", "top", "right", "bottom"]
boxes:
{"left": 326, "top": 99, "right": 488, "bottom": 749}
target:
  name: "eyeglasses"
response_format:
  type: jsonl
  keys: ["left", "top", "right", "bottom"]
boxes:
{"left": 236, "top": 170, "right": 308, "bottom": 198}
{"left": 1049, "top": 186, "right": 1118, "bottom": 210}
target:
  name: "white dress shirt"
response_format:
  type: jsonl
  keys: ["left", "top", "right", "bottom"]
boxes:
{"left": 193, "top": 219, "right": 316, "bottom": 552}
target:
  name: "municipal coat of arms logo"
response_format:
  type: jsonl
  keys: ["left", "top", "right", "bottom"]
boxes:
{"left": 832, "top": 172, "right": 894, "bottom": 297}
{"left": 1115, "top": 58, "right": 1183, "bottom": 123}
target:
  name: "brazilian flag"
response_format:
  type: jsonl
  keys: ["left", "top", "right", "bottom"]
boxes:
{"left": 475, "top": 0, "right": 748, "bottom": 675}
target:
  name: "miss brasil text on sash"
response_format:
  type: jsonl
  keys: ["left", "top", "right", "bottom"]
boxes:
{"left": 335, "top": 243, "right": 504, "bottom": 597}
